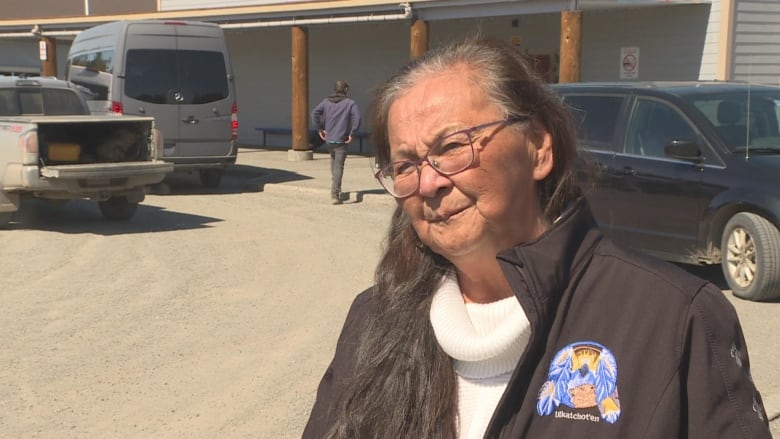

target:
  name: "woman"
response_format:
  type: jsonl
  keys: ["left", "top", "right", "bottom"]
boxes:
{"left": 303, "top": 38, "right": 770, "bottom": 438}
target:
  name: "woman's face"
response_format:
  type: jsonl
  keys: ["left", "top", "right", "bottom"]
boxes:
{"left": 386, "top": 66, "right": 554, "bottom": 264}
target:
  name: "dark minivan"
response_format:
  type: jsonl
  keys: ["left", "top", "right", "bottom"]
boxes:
{"left": 552, "top": 81, "right": 780, "bottom": 301}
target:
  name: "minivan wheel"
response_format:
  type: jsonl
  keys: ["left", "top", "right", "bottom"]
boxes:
{"left": 199, "top": 169, "right": 223, "bottom": 188}
{"left": 98, "top": 197, "right": 138, "bottom": 221}
{"left": 720, "top": 212, "right": 780, "bottom": 301}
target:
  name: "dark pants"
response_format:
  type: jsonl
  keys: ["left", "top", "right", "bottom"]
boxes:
{"left": 328, "top": 143, "right": 348, "bottom": 198}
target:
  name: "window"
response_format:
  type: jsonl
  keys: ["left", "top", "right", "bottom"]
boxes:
{"left": 626, "top": 99, "right": 697, "bottom": 158}
{"left": 0, "top": 89, "right": 18, "bottom": 115}
{"left": 67, "top": 50, "right": 115, "bottom": 102}
{"left": 563, "top": 95, "right": 624, "bottom": 152}
{"left": 70, "top": 50, "right": 115, "bottom": 74}
{"left": 42, "top": 89, "right": 88, "bottom": 115}
{"left": 125, "top": 49, "right": 229, "bottom": 105}
{"left": 684, "top": 91, "right": 780, "bottom": 151}
{"left": 0, "top": 87, "right": 86, "bottom": 116}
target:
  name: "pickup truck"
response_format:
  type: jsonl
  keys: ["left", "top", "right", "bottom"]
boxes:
{"left": 0, "top": 76, "right": 173, "bottom": 225}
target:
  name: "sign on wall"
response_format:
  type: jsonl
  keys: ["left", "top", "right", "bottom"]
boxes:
{"left": 39, "top": 41, "right": 48, "bottom": 61}
{"left": 620, "top": 46, "right": 639, "bottom": 80}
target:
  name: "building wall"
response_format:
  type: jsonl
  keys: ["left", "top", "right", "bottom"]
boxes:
{"left": 579, "top": 4, "right": 712, "bottom": 81}
{"left": 0, "top": 3, "right": 723, "bottom": 150}
{"left": 0, "top": 0, "right": 156, "bottom": 19}
{"left": 229, "top": 6, "right": 717, "bottom": 148}
{"left": 732, "top": 0, "right": 780, "bottom": 85}
{"left": 699, "top": 0, "right": 721, "bottom": 80}
{"left": 90, "top": 0, "right": 157, "bottom": 15}
{"left": 1, "top": 0, "right": 83, "bottom": 19}
{"left": 0, "top": 38, "right": 72, "bottom": 76}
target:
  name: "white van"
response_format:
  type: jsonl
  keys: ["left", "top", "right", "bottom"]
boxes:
{"left": 66, "top": 20, "right": 238, "bottom": 187}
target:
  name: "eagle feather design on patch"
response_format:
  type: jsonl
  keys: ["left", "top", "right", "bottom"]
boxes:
{"left": 537, "top": 341, "right": 621, "bottom": 424}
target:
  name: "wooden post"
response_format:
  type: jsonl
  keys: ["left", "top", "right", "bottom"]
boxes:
{"left": 410, "top": 19, "right": 428, "bottom": 60}
{"left": 40, "top": 37, "right": 58, "bottom": 77}
{"left": 291, "top": 26, "right": 309, "bottom": 151}
{"left": 559, "top": 10, "right": 582, "bottom": 83}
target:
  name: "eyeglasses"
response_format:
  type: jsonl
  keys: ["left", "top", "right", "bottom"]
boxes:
{"left": 374, "top": 116, "right": 530, "bottom": 198}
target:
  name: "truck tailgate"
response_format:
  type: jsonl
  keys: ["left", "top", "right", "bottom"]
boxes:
{"left": 40, "top": 161, "right": 173, "bottom": 179}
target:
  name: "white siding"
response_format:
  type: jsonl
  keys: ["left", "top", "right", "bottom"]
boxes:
{"left": 579, "top": 4, "right": 713, "bottom": 81}
{"left": 732, "top": 0, "right": 780, "bottom": 85}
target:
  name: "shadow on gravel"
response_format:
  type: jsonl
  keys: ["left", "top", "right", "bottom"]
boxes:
{"left": 2, "top": 197, "right": 220, "bottom": 235}
{"left": 149, "top": 164, "right": 311, "bottom": 196}
{"left": 349, "top": 189, "right": 394, "bottom": 205}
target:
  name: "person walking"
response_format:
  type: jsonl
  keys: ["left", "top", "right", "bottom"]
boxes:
{"left": 311, "top": 80, "right": 361, "bottom": 204}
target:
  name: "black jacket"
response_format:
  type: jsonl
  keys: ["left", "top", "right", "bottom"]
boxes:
{"left": 304, "top": 199, "right": 771, "bottom": 438}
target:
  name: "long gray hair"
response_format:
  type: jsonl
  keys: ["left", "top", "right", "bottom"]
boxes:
{"left": 325, "top": 37, "right": 581, "bottom": 438}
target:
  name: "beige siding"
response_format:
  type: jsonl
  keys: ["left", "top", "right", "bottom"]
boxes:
{"left": 700, "top": 0, "right": 721, "bottom": 80}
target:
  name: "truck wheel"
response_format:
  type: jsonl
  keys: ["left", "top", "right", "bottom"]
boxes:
{"left": 721, "top": 212, "right": 780, "bottom": 301}
{"left": 199, "top": 169, "right": 223, "bottom": 188}
{"left": 98, "top": 197, "right": 138, "bottom": 221}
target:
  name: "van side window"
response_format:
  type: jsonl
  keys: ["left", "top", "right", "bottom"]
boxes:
{"left": 68, "top": 50, "right": 115, "bottom": 101}
{"left": 626, "top": 99, "right": 697, "bottom": 158}
{"left": 563, "top": 95, "right": 624, "bottom": 152}
{"left": 125, "top": 49, "right": 229, "bottom": 105}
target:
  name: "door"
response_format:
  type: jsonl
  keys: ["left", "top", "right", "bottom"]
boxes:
{"left": 608, "top": 97, "right": 711, "bottom": 259}
{"left": 562, "top": 93, "right": 628, "bottom": 234}
{"left": 173, "top": 24, "right": 233, "bottom": 158}
{"left": 122, "top": 23, "right": 182, "bottom": 157}
{"left": 122, "top": 22, "right": 233, "bottom": 161}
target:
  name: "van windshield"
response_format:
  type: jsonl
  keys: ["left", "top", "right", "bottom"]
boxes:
{"left": 125, "top": 49, "right": 229, "bottom": 105}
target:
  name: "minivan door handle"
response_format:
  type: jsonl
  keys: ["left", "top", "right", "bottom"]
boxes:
{"left": 618, "top": 166, "right": 636, "bottom": 176}
{"left": 182, "top": 115, "right": 199, "bottom": 124}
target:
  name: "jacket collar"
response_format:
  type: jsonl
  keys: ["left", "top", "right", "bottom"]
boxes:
{"left": 496, "top": 197, "right": 602, "bottom": 328}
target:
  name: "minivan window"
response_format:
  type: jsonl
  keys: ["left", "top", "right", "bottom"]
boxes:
{"left": 563, "top": 95, "right": 624, "bottom": 152}
{"left": 683, "top": 92, "right": 780, "bottom": 151}
{"left": 626, "top": 99, "right": 698, "bottom": 158}
{"left": 125, "top": 49, "right": 229, "bottom": 105}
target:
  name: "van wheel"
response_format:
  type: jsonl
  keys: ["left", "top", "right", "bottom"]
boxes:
{"left": 98, "top": 197, "right": 138, "bottom": 221}
{"left": 720, "top": 212, "right": 780, "bottom": 301}
{"left": 199, "top": 169, "right": 223, "bottom": 188}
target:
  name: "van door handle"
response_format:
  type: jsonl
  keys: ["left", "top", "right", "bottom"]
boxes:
{"left": 182, "top": 116, "right": 199, "bottom": 124}
{"left": 618, "top": 166, "right": 636, "bottom": 176}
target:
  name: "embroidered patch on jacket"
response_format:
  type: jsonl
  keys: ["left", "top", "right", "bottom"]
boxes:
{"left": 537, "top": 341, "right": 621, "bottom": 424}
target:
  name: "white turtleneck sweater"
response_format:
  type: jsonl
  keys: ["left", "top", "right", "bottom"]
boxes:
{"left": 429, "top": 275, "right": 531, "bottom": 439}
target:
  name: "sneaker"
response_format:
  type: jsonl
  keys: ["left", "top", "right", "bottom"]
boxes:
{"left": 331, "top": 194, "right": 343, "bottom": 205}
